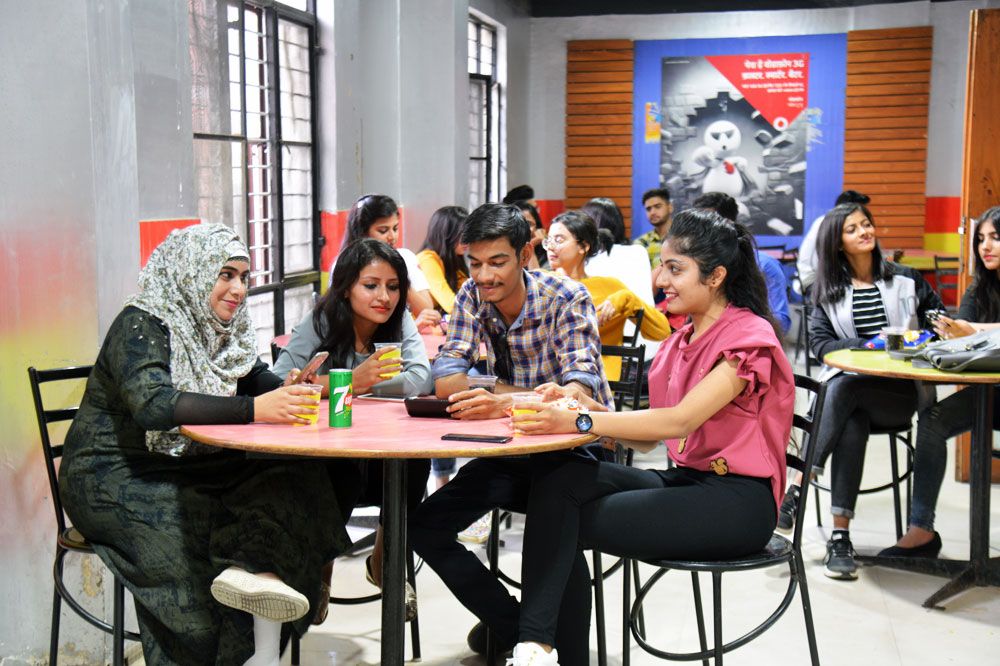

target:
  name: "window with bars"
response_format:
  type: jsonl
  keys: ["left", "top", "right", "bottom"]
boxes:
{"left": 189, "top": 0, "right": 318, "bottom": 356}
{"left": 468, "top": 17, "right": 502, "bottom": 209}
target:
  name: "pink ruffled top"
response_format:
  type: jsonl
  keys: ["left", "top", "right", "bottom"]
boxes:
{"left": 648, "top": 304, "right": 795, "bottom": 513}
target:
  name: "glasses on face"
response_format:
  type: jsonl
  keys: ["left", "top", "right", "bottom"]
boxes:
{"left": 541, "top": 235, "right": 570, "bottom": 251}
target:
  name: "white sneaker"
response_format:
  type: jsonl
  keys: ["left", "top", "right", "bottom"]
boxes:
{"left": 457, "top": 513, "right": 493, "bottom": 544}
{"left": 506, "top": 642, "right": 559, "bottom": 666}
{"left": 210, "top": 566, "right": 309, "bottom": 622}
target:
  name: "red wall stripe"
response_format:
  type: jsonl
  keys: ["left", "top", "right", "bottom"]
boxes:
{"left": 535, "top": 199, "right": 565, "bottom": 230}
{"left": 139, "top": 218, "right": 200, "bottom": 267}
{"left": 925, "top": 197, "right": 961, "bottom": 234}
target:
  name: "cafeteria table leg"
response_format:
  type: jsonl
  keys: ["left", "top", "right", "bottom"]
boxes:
{"left": 381, "top": 459, "right": 408, "bottom": 665}
{"left": 923, "top": 384, "right": 1000, "bottom": 609}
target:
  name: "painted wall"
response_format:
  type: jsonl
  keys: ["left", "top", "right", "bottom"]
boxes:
{"left": 526, "top": 0, "right": 999, "bottom": 239}
{"left": 1, "top": 0, "right": 193, "bottom": 661}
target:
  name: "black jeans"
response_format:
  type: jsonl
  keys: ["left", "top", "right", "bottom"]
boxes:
{"left": 517, "top": 458, "right": 775, "bottom": 656}
{"left": 812, "top": 373, "right": 918, "bottom": 518}
{"left": 409, "top": 452, "right": 594, "bottom": 665}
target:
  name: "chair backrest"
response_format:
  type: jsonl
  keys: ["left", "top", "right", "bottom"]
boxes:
{"left": 601, "top": 344, "right": 646, "bottom": 411}
{"left": 933, "top": 255, "right": 960, "bottom": 301}
{"left": 787, "top": 373, "right": 827, "bottom": 547}
{"left": 622, "top": 308, "right": 645, "bottom": 347}
{"left": 28, "top": 365, "right": 93, "bottom": 534}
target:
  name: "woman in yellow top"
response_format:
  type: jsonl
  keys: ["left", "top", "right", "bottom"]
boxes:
{"left": 544, "top": 210, "right": 672, "bottom": 379}
{"left": 417, "top": 206, "right": 469, "bottom": 315}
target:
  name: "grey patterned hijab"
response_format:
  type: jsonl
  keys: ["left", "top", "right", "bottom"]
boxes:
{"left": 125, "top": 223, "right": 258, "bottom": 455}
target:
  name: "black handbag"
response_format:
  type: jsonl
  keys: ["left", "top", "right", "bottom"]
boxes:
{"left": 913, "top": 330, "right": 1000, "bottom": 372}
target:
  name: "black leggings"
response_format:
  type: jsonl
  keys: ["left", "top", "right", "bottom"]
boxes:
{"left": 519, "top": 458, "right": 776, "bottom": 657}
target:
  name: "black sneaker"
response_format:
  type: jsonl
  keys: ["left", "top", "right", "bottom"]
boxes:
{"left": 824, "top": 535, "right": 859, "bottom": 580}
{"left": 776, "top": 485, "right": 800, "bottom": 532}
{"left": 466, "top": 621, "right": 516, "bottom": 656}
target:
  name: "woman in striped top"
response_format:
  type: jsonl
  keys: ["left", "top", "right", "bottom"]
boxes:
{"left": 780, "top": 203, "right": 942, "bottom": 580}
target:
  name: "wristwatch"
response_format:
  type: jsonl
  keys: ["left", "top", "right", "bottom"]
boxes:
{"left": 575, "top": 407, "right": 593, "bottom": 434}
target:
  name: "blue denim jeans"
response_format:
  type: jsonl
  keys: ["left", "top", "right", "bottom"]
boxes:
{"left": 431, "top": 457, "right": 456, "bottom": 477}
{"left": 909, "top": 386, "right": 1000, "bottom": 531}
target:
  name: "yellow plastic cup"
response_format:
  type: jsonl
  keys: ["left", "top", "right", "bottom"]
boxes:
{"left": 293, "top": 384, "right": 322, "bottom": 426}
{"left": 374, "top": 343, "right": 402, "bottom": 378}
{"left": 509, "top": 392, "right": 541, "bottom": 435}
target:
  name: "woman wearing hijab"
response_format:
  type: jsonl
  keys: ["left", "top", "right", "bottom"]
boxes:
{"left": 59, "top": 224, "right": 354, "bottom": 666}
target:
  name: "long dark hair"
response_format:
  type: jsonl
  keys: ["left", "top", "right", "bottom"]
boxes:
{"left": 666, "top": 209, "right": 779, "bottom": 334}
{"left": 341, "top": 194, "right": 399, "bottom": 250}
{"left": 580, "top": 197, "right": 626, "bottom": 247}
{"left": 814, "top": 203, "right": 890, "bottom": 307}
{"left": 551, "top": 210, "right": 614, "bottom": 259}
{"left": 972, "top": 206, "right": 1000, "bottom": 322}
{"left": 420, "top": 206, "right": 469, "bottom": 291}
{"left": 313, "top": 239, "right": 410, "bottom": 364}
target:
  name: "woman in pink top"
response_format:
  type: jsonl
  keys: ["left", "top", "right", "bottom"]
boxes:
{"left": 504, "top": 209, "right": 795, "bottom": 666}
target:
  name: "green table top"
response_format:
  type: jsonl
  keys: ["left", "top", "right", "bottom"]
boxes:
{"left": 823, "top": 348, "right": 1000, "bottom": 384}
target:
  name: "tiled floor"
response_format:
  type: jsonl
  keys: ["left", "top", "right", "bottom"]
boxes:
{"left": 291, "top": 332, "right": 1000, "bottom": 665}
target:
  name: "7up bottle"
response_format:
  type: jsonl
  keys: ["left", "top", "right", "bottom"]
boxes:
{"left": 328, "top": 369, "right": 353, "bottom": 428}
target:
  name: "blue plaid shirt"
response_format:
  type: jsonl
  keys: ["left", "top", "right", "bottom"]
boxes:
{"left": 433, "top": 269, "right": 613, "bottom": 407}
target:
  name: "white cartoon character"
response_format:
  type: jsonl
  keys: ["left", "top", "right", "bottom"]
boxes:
{"left": 690, "top": 120, "right": 757, "bottom": 210}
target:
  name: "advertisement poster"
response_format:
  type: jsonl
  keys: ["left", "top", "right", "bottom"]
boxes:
{"left": 632, "top": 35, "right": 845, "bottom": 246}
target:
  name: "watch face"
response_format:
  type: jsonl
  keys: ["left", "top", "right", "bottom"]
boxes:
{"left": 576, "top": 413, "right": 593, "bottom": 433}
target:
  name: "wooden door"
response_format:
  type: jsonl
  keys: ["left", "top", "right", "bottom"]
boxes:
{"left": 955, "top": 8, "right": 1000, "bottom": 482}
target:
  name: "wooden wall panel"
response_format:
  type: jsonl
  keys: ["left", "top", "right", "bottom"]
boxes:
{"left": 566, "top": 40, "right": 635, "bottom": 234}
{"left": 843, "top": 26, "right": 932, "bottom": 250}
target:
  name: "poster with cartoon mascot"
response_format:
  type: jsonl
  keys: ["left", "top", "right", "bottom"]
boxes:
{"left": 631, "top": 34, "right": 845, "bottom": 248}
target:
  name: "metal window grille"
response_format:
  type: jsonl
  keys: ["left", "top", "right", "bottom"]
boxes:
{"left": 189, "top": 0, "right": 319, "bottom": 356}
{"left": 468, "top": 17, "right": 501, "bottom": 208}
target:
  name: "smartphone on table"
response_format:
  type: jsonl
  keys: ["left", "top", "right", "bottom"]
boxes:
{"left": 441, "top": 433, "right": 512, "bottom": 444}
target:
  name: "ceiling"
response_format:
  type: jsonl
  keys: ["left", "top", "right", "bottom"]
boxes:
{"left": 529, "top": 0, "right": 950, "bottom": 17}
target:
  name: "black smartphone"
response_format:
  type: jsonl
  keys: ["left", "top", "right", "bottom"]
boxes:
{"left": 404, "top": 396, "right": 452, "bottom": 418}
{"left": 441, "top": 433, "right": 512, "bottom": 444}
{"left": 291, "top": 351, "right": 329, "bottom": 384}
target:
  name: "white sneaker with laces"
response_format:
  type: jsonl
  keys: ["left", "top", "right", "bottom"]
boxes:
{"left": 457, "top": 513, "right": 493, "bottom": 544}
{"left": 210, "top": 566, "right": 309, "bottom": 622}
{"left": 506, "top": 642, "right": 559, "bottom": 666}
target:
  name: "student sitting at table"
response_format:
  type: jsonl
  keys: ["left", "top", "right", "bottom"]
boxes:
{"left": 59, "top": 223, "right": 353, "bottom": 665}
{"left": 580, "top": 197, "right": 655, "bottom": 308}
{"left": 505, "top": 208, "right": 793, "bottom": 666}
{"left": 543, "top": 209, "right": 670, "bottom": 380}
{"left": 778, "top": 202, "right": 942, "bottom": 580}
{"left": 332, "top": 193, "right": 440, "bottom": 331}
{"left": 879, "top": 205, "right": 1000, "bottom": 558}
{"left": 409, "top": 203, "right": 613, "bottom": 664}
{"left": 273, "top": 238, "right": 433, "bottom": 622}
{"left": 416, "top": 205, "right": 470, "bottom": 316}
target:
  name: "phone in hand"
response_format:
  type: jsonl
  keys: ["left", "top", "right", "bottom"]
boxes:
{"left": 291, "top": 351, "right": 329, "bottom": 384}
{"left": 441, "top": 433, "right": 512, "bottom": 444}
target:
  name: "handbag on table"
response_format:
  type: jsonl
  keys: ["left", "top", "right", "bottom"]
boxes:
{"left": 913, "top": 329, "right": 1000, "bottom": 372}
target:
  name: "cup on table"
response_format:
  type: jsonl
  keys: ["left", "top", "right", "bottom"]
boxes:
{"left": 293, "top": 383, "right": 323, "bottom": 426}
{"left": 467, "top": 374, "right": 498, "bottom": 393}
{"left": 883, "top": 326, "right": 907, "bottom": 352}
{"left": 508, "top": 391, "right": 542, "bottom": 434}
{"left": 373, "top": 342, "right": 402, "bottom": 378}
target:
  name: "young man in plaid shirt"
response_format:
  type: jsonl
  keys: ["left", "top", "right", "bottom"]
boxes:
{"left": 410, "top": 203, "right": 612, "bottom": 664}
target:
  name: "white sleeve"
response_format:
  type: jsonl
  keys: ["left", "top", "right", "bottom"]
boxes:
{"left": 399, "top": 247, "right": 430, "bottom": 293}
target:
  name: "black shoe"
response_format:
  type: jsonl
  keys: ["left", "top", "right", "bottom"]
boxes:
{"left": 824, "top": 534, "right": 858, "bottom": 580}
{"left": 876, "top": 531, "right": 942, "bottom": 558}
{"left": 776, "top": 485, "right": 800, "bottom": 532}
{"left": 467, "top": 621, "right": 516, "bottom": 656}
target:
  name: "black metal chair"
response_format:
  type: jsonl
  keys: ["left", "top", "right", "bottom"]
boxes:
{"left": 623, "top": 373, "right": 825, "bottom": 666}
{"left": 811, "top": 423, "right": 914, "bottom": 541}
{"left": 622, "top": 308, "right": 645, "bottom": 347}
{"left": 483, "top": 344, "right": 647, "bottom": 666}
{"left": 794, "top": 297, "right": 817, "bottom": 375}
{"left": 933, "top": 255, "right": 960, "bottom": 314}
{"left": 29, "top": 366, "right": 140, "bottom": 666}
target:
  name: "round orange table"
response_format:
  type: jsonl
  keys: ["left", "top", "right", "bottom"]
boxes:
{"left": 182, "top": 397, "right": 594, "bottom": 664}
{"left": 824, "top": 349, "right": 1000, "bottom": 608}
